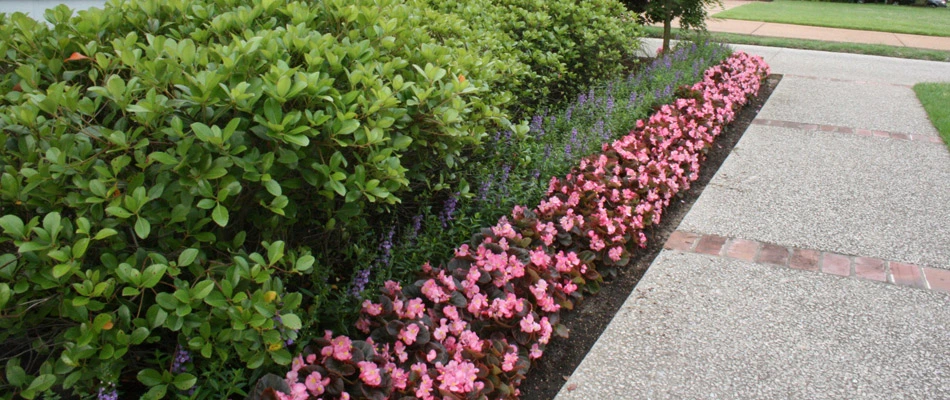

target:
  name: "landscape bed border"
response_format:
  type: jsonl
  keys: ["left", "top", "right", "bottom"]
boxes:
{"left": 262, "top": 51, "right": 772, "bottom": 400}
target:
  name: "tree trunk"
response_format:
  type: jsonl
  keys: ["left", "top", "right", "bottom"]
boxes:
{"left": 662, "top": 17, "right": 672, "bottom": 53}
{"left": 662, "top": 4, "right": 673, "bottom": 53}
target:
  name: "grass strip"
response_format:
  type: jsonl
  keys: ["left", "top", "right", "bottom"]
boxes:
{"left": 713, "top": 0, "right": 950, "bottom": 37}
{"left": 643, "top": 26, "right": 950, "bottom": 62}
{"left": 913, "top": 82, "right": 950, "bottom": 150}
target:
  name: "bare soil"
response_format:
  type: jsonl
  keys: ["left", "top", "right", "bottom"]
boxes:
{"left": 518, "top": 74, "right": 783, "bottom": 400}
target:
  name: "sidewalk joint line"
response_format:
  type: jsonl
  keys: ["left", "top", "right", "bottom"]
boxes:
{"left": 750, "top": 118, "right": 944, "bottom": 145}
{"left": 663, "top": 230, "right": 950, "bottom": 294}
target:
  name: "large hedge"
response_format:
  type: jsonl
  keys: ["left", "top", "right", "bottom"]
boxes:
{"left": 0, "top": 0, "right": 519, "bottom": 397}
{"left": 0, "top": 0, "right": 647, "bottom": 397}
{"left": 429, "top": 0, "right": 642, "bottom": 110}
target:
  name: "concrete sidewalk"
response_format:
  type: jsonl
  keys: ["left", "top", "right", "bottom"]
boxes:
{"left": 662, "top": 0, "right": 950, "bottom": 51}
{"left": 557, "top": 41, "right": 950, "bottom": 399}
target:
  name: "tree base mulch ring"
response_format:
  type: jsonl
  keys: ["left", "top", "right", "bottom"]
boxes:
{"left": 519, "top": 73, "right": 783, "bottom": 400}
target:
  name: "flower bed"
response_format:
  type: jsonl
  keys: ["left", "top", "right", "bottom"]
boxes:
{"left": 269, "top": 51, "right": 770, "bottom": 400}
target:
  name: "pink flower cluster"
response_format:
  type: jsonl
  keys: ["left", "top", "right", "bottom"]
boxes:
{"left": 273, "top": 51, "right": 769, "bottom": 399}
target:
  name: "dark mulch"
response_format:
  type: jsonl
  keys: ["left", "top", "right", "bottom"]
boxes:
{"left": 518, "top": 73, "right": 784, "bottom": 400}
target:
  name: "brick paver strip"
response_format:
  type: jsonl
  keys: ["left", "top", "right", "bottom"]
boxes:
{"left": 821, "top": 253, "right": 851, "bottom": 277}
{"left": 890, "top": 262, "right": 926, "bottom": 289}
{"left": 789, "top": 248, "right": 820, "bottom": 272}
{"left": 667, "top": 231, "right": 948, "bottom": 294}
{"left": 695, "top": 235, "right": 727, "bottom": 256}
{"left": 724, "top": 238, "right": 759, "bottom": 261}
{"left": 854, "top": 257, "right": 887, "bottom": 282}
{"left": 664, "top": 231, "right": 700, "bottom": 251}
{"left": 752, "top": 118, "right": 941, "bottom": 145}
{"left": 755, "top": 243, "right": 789, "bottom": 266}
{"left": 922, "top": 268, "right": 950, "bottom": 293}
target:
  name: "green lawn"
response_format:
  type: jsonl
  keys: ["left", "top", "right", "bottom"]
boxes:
{"left": 914, "top": 83, "right": 950, "bottom": 150}
{"left": 714, "top": 0, "right": 950, "bottom": 37}
{"left": 643, "top": 27, "right": 950, "bottom": 62}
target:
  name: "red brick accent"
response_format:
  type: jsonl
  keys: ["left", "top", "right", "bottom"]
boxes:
{"left": 889, "top": 133, "right": 910, "bottom": 141}
{"left": 755, "top": 243, "right": 789, "bottom": 266}
{"left": 789, "top": 248, "right": 820, "bottom": 272}
{"left": 922, "top": 268, "right": 950, "bottom": 293}
{"left": 666, "top": 231, "right": 946, "bottom": 294}
{"left": 821, "top": 253, "right": 851, "bottom": 277}
{"left": 854, "top": 257, "right": 886, "bottom": 282}
{"left": 724, "top": 238, "right": 759, "bottom": 261}
{"left": 695, "top": 235, "right": 727, "bottom": 256}
{"left": 750, "top": 118, "right": 936, "bottom": 145}
{"left": 889, "top": 262, "right": 925, "bottom": 288}
{"left": 664, "top": 231, "right": 700, "bottom": 251}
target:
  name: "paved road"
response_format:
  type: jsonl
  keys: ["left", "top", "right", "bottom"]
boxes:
{"left": 557, "top": 40, "right": 950, "bottom": 399}
{"left": 663, "top": 0, "right": 950, "bottom": 51}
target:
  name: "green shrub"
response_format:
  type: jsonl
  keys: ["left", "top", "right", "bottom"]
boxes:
{"left": 428, "top": 0, "right": 642, "bottom": 111}
{"left": 0, "top": 0, "right": 517, "bottom": 397}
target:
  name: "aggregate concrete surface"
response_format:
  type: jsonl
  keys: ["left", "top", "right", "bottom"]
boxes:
{"left": 756, "top": 76, "right": 939, "bottom": 136}
{"left": 556, "top": 251, "right": 950, "bottom": 400}
{"left": 679, "top": 124, "right": 950, "bottom": 269}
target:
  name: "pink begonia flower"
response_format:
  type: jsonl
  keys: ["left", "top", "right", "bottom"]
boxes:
{"left": 416, "top": 375, "right": 435, "bottom": 399}
{"left": 355, "top": 317, "right": 371, "bottom": 333}
{"left": 306, "top": 354, "right": 317, "bottom": 364}
{"left": 520, "top": 313, "right": 541, "bottom": 333}
{"left": 455, "top": 243, "right": 471, "bottom": 257}
{"left": 437, "top": 360, "right": 480, "bottom": 393}
{"left": 304, "top": 371, "right": 330, "bottom": 396}
{"left": 529, "top": 248, "right": 552, "bottom": 269}
{"left": 427, "top": 349, "right": 437, "bottom": 362}
{"left": 398, "top": 323, "right": 420, "bottom": 345}
{"left": 502, "top": 350, "right": 519, "bottom": 372}
{"left": 391, "top": 367, "right": 409, "bottom": 390}
{"left": 404, "top": 298, "right": 426, "bottom": 319}
{"left": 384, "top": 280, "right": 402, "bottom": 295}
{"left": 340, "top": 392, "right": 350, "bottom": 400}
{"left": 530, "top": 344, "right": 544, "bottom": 359}
{"left": 330, "top": 335, "right": 352, "bottom": 361}
{"left": 443, "top": 305, "right": 460, "bottom": 321}
{"left": 361, "top": 299, "right": 382, "bottom": 316}
{"left": 608, "top": 246, "right": 624, "bottom": 261}
{"left": 291, "top": 355, "right": 304, "bottom": 372}
{"left": 422, "top": 279, "right": 450, "bottom": 303}
{"left": 357, "top": 361, "right": 382, "bottom": 387}
{"left": 394, "top": 340, "right": 409, "bottom": 362}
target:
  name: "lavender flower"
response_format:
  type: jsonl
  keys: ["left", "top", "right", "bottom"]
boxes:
{"left": 172, "top": 345, "right": 191, "bottom": 374}
{"left": 530, "top": 115, "right": 545, "bottom": 138}
{"left": 439, "top": 192, "right": 460, "bottom": 228}
{"left": 409, "top": 214, "right": 423, "bottom": 240}
{"left": 477, "top": 176, "right": 493, "bottom": 203}
{"left": 349, "top": 268, "right": 370, "bottom": 297}
{"left": 577, "top": 93, "right": 587, "bottom": 106}
{"left": 628, "top": 92, "right": 639, "bottom": 109}
{"left": 605, "top": 96, "right": 615, "bottom": 117}
{"left": 97, "top": 383, "right": 118, "bottom": 400}
{"left": 377, "top": 226, "right": 395, "bottom": 267}
{"left": 565, "top": 143, "right": 572, "bottom": 159}
{"left": 565, "top": 105, "right": 573, "bottom": 122}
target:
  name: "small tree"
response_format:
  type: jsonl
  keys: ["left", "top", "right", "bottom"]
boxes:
{"left": 620, "top": 0, "right": 723, "bottom": 51}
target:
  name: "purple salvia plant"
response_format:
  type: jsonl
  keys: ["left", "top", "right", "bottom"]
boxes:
{"left": 439, "top": 192, "right": 460, "bottom": 228}
{"left": 97, "top": 383, "right": 118, "bottom": 400}
{"left": 477, "top": 176, "right": 493, "bottom": 203}
{"left": 172, "top": 344, "right": 191, "bottom": 373}
{"left": 349, "top": 269, "right": 371, "bottom": 297}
